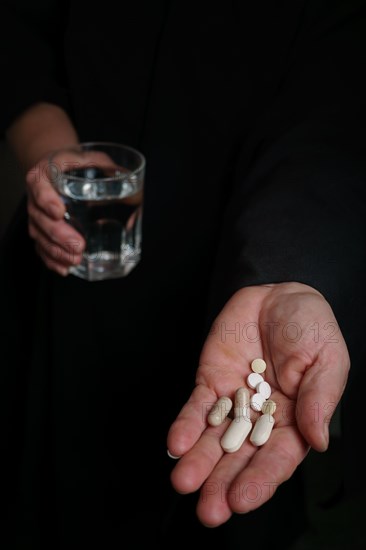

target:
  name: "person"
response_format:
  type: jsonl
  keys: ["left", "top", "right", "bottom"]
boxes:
{"left": 0, "top": 1, "right": 365, "bottom": 548}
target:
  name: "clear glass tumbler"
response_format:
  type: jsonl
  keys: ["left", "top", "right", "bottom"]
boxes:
{"left": 48, "top": 142, "right": 145, "bottom": 281}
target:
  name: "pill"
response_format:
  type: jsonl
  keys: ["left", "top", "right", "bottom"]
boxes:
{"left": 250, "top": 392, "right": 265, "bottom": 412}
{"left": 257, "top": 381, "right": 271, "bottom": 399}
{"left": 234, "top": 387, "right": 250, "bottom": 419}
{"left": 250, "top": 413, "right": 275, "bottom": 446}
{"left": 207, "top": 396, "right": 232, "bottom": 426}
{"left": 247, "top": 372, "right": 264, "bottom": 389}
{"left": 220, "top": 416, "right": 253, "bottom": 453}
{"left": 261, "top": 399, "right": 277, "bottom": 415}
{"left": 251, "top": 358, "right": 267, "bottom": 374}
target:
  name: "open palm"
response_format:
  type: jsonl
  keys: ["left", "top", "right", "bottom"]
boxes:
{"left": 167, "top": 282, "right": 350, "bottom": 526}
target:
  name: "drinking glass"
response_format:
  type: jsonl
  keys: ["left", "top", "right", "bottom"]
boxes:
{"left": 48, "top": 141, "right": 145, "bottom": 281}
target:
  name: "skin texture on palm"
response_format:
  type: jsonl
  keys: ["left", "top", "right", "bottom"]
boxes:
{"left": 167, "top": 282, "right": 350, "bottom": 526}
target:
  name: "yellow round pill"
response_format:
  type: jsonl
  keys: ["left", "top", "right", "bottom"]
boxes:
{"left": 261, "top": 399, "right": 277, "bottom": 415}
{"left": 251, "top": 358, "right": 267, "bottom": 374}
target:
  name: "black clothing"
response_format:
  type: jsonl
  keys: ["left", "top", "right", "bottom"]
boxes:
{"left": 1, "top": 1, "right": 366, "bottom": 548}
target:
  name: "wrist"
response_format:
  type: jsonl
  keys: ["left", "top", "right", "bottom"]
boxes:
{"left": 6, "top": 102, "right": 79, "bottom": 172}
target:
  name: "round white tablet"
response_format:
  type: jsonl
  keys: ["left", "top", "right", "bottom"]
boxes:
{"left": 257, "top": 381, "right": 271, "bottom": 399}
{"left": 250, "top": 393, "right": 265, "bottom": 412}
{"left": 247, "top": 372, "right": 264, "bottom": 389}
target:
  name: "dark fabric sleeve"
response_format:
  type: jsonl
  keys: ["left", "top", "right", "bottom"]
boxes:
{"left": 208, "top": 0, "right": 366, "bottom": 327}
{"left": 0, "top": 2, "right": 70, "bottom": 136}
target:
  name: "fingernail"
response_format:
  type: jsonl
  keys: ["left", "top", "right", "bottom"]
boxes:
{"left": 167, "top": 449, "right": 181, "bottom": 460}
{"left": 58, "top": 267, "right": 69, "bottom": 277}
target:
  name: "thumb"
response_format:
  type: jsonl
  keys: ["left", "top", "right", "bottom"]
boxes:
{"left": 296, "top": 345, "right": 350, "bottom": 452}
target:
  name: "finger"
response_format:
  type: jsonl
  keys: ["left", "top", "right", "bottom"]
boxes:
{"left": 170, "top": 420, "right": 229, "bottom": 495}
{"left": 29, "top": 221, "right": 83, "bottom": 268}
{"left": 167, "top": 384, "right": 216, "bottom": 458}
{"left": 227, "top": 425, "right": 309, "bottom": 515}
{"left": 296, "top": 344, "right": 350, "bottom": 452}
{"left": 28, "top": 218, "right": 84, "bottom": 265}
{"left": 35, "top": 243, "right": 69, "bottom": 277}
{"left": 26, "top": 161, "right": 65, "bottom": 220}
{"left": 28, "top": 200, "right": 85, "bottom": 254}
{"left": 196, "top": 440, "right": 257, "bottom": 526}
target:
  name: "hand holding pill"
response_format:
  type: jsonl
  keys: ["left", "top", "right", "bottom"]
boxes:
{"left": 167, "top": 282, "right": 350, "bottom": 528}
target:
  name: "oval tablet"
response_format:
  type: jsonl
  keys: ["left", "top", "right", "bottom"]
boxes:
{"left": 251, "top": 358, "right": 267, "bottom": 374}
{"left": 207, "top": 396, "right": 232, "bottom": 426}
{"left": 247, "top": 372, "right": 264, "bottom": 389}
{"left": 220, "top": 416, "right": 253, "bottom": 453}
{"left": 250, "top": 413, "right": 275, "bottom": 446}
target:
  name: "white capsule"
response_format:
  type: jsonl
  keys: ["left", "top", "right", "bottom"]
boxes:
{"left": 261, "top": 399, "right": 277, "bottom": 415}
{"left": 247, "top": 372, "right": 264, "bottom": 389}
{"left": 257, "top": 381, "right": 271, "bottom": 399}
{"left": 251, "top": 358, "right": 267, "bottom": 374}
{"left": 220, "top": 416, "right": 253, "bottom": 453}
{"left": 234, "top": 387, "right": 251, "bottom": 419}
{"left": 250, "top": 392, "right": 265, "bottom": 412}
{"left": 207, "top": 396, "right": 232, "bottom": 427}
{"left": 250, "top": 413, "right": 275, "bottom": 446}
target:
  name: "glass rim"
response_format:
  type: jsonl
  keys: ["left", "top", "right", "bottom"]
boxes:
{"left": 48, "top": 141, "right": 146, "bottom": 183}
